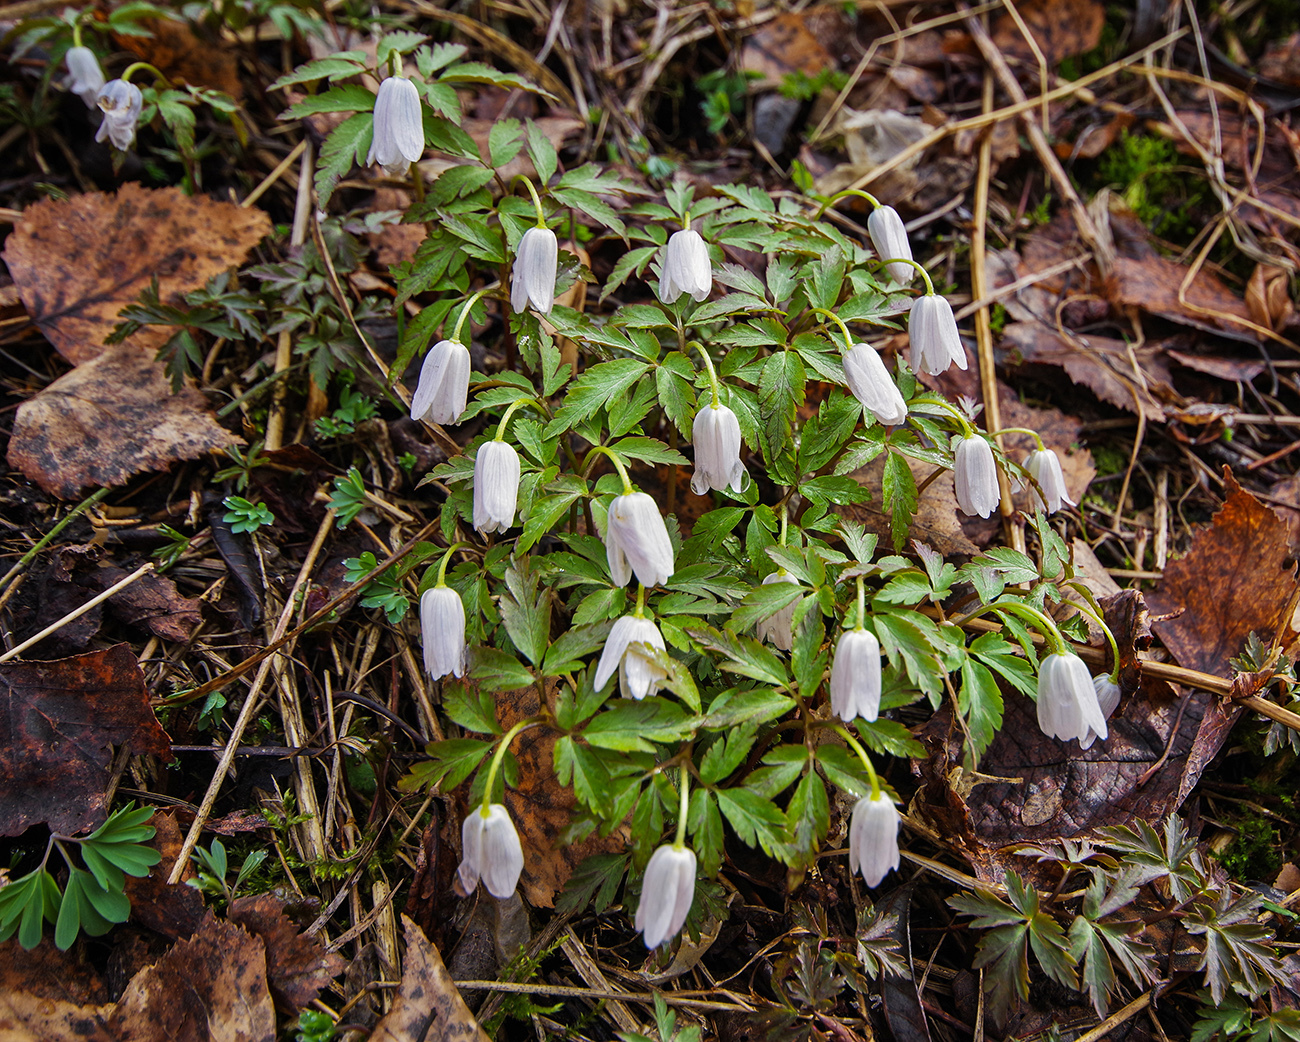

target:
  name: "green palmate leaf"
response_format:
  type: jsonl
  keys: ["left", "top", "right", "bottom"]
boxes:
{"left": 1187, "top": 891, "right": 1287, "bottom": 1004}
{"left": 729, "top": 579, "right": 804, "bottom": 634}
{"left": 698, "top": 723, "right": 758, "bottom": 785}
{"left": 470, "top": 646, "right": 535, "bottom": 691}
{"left": 688, "top": 789, "right": 725, "bottom": 876}
{"left": 525, "top": 120, "right": 558, "bottom": 185}
{"left": 270, "top": 53, "right": 369, "bottom": 90}
{"left": 655, "top": 352, "right": 698, "bottom": 439}
{"left": 442, "top": 681, "right": 501, "bottom": 735}
{"left": 487, "top": 118, "right": 523, "bottom": 167}
{"left": 582, "top": 699, "right": 692, "bottom": 753}
{"left": 400, "top": 738, "right": 492, "bottom": 793}
{"left": 553, "top": 736, "right": 610, "bottom": 811}
{"left": 283, "top": 83, "right": 375, "bottom": 117}
{"left": 699, "top": 688, "right": 795, "bottom": 729}
{"left": 881, "top": 451, "right": 917, "bottom": 551}
{"left": 316, "top": 112, "right": 372, "bottom": 208}
{"left": 687, "top": 625, "right": 788, "bottom": 687}
{"left": 542, "top": 623, "right": 613, "bottom": 677}
{"left": 784, "top": 770, "right": 830, "bottom": 870}
{"left": 542, "top": 359, "right": 650, "bottom": 437}
{"left": 873, "top": 610, "right": 945, "bottom": 707}
{"left": 716, "top": 788, "right": 787, "bottom": 859}
{"left": 969, "top": 631, "right": 1038, "bottom": 699}
{"left": 610, "top": 436, "right": 689, "bottom": 467}
{"left": 555, "top": 852, "right": 630, "bottom": 917}
{"left": 500, "top": 558, "right": 551, "bottom": 667}
{"left": 814, "top": 745, "right": 871, "bottom": 798}
{"left": 853, "top": 718, "right": 926, "bottom": 759}
{"left": 757, "top": 351, "right": 806, "bottom": 461}
{"left": 958, "top": 658, "right": 1004, "bottom": 766}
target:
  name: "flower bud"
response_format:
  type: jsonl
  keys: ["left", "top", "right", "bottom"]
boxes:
{"left": 1037, "top": 653, "right": 1109, "bottom": 747}
{"left": 94, "top": 79, "right": 143, "bottom": 151}
{"left": 849, "top": 793, "right": 900, "bottom": 888}
{"left": 755, "top": 571, "right": 800, "bottom": 652}
{"left": 953, "top": 435, "right": 999, "bottom": 518}
{"left": 658, "top": 229, "right": 711, "bottom": 304}
{"left": 65, "top": 46, "right": 105, "bottom": 108}
{"left": 510, "top": 226, "right": 558, "bottom": 315}
{"left": 831, "top": 629, "right": 882, "bottom": 722}
{"left": 1081, "top": 674, "right": 1121, "bottom": 750}
{"left": 691, "top": 403, "right": 746, "bottom": 494}
{"left": 842, "top": 343, "right": 907, "bottom": 426}
{"left": 908, "top": 295, "right": 967, "bottom": 375}
{"left": 604, "top": 492, "right": 675, "bottom": 588}
{"left": 420, "top": 586, "right": 466, "bottom": 680}
{"left": 867, "top": 206, "right": 914, "bottom": 285}
{"left": 366, "top": 75, "right": 424, "bottom": 177}
{"left": 1025, "top": 447, "right": 1075, "bottom": 515}
{"left": 593, "top": 614, "right": 667, "bottom": 701}
{"left": 410, "top": 338, "right": 470, "bottom": 426}
{"left": 473, "top": 440, "right": 521, "bottom": 534}
{"left": 458, "top": 803, "right": 524, "bottom": 899}
{"left": 636, "top": 844, "right": 696, "bottom": 948}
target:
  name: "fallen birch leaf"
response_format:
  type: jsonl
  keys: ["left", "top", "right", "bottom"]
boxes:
{"left": 370, "top": 916, "right": 491, "bottom": 1042}
{"left": 228, "top": 895, "right": 347, "bottom": 1016}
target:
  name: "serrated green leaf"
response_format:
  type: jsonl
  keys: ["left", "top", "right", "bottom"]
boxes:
{"left": 283, "top": 83, "right": 375, "bottom": 117}
{"left": 716, "top": 788, "right": 787, "bottom": 859}
{"left": 583, "top": 699, "right": 692, "bottom": 752}
{"left": 315, "top": 111, "right": 372, "bottom": 208}
{"left": 469, "top": 647, "right": 535, "bottom": 691}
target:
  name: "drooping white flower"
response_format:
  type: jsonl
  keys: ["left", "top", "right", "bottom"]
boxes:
{"left": 366, "top": 75, "right": 424, "bottom": 177}
{"left": 1037, "top": 653, "right": 1109, "bottom": 747}
{"left": 473, "top": 440, "right": 521, "bottom": 534}
{"left": 849, "top": 792, "right": 900, "bottom": 888}
{"left": 65, "top": 46, "right": 104, "bottom": 108}
{"left": 1025, "top": 447, "right": 1075, "bottom": 515}
{"left": 867, "top": 206, "right": 914, "bottom": 285}
{"left": 658, "top": 229, "right": 712, "bottom": 304}
{"left": 510, "top": 226, "right": 558, "bottom": 315}
{"left": 593, "top": 614, "right": 667, "bottom": 701}
{"left": 908, "top": 295, "right": 967, "bottom": 375}
{"left": 420, "top": 585, "right": 466, "bottom": 680}
{"left": 831, "top": 629, "right": 882, "bottom": 722}
{"left": 691, "top": 403, "right": 746, "bottom": 494}
{"left": 843, "top": 343, "right": 907, "bottom": 426}
{"left": 755, "top": 571, "right": 800, "bottom": 652}
{"left": 458, "top": 803, "right": 524, "bottom": 899}
{"left": 636, "top": 844, "right": 696, "bottom": 948}
{"left": 1081, "top": 674, "right": 1122, "bottom": 750}
{"left": 410, "top": 338, "right": 470, "bottom": 426}
{"left": 604, "top": 492, "right": 675, "bottom": 587}
{"left": 954, "top": 435, "right": 1000, "bottom": 518}
{"left": 94, "top": 79, "right": 143, "bottom": 151}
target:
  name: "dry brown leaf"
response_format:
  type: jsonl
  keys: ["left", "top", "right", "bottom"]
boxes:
{"left": 370, "top": 917, "right": 490, "bottom": 1042}
{"left": 3, "top": 184, "right": 270, "bottom": 365}
{"left": 115, "top": 18, "right": 243, "bottom": 100}
{"left": 990, "top": 0, "right": 1105, "bottom": 66}
{"left": 0, "top": 939, "right": 115, "bottom": 1041}
{"left": 1147, "top": 469, "right": 1298, "bottom": 678}
{"left": 1110, "top": 254, "right": 1255, "bottom": 338}
{"left": 228, "top": 895, "right": 347, "bottom": 1016}
{"left": 7, "top": 343, "right": 241, "bottom": 499}
{"left": 741, "top": 12, "right": 834, "bottom": 88}
{"left": 845, "top": 453, "right": 980, "bottom": 557}
{"left": 1246, "top": 263, "right": 1295, "bottom": 332}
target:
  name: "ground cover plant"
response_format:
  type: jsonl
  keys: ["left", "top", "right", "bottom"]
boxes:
{"left": 0, "top": 0, "right": 1299, "bottom": 1039}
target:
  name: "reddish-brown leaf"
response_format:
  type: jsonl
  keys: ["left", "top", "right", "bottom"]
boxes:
{"left": 369, "top": 917, "right": 490, "bottom": 1042}
{"left": 228, "top": 895, "right": 346, "bottom": 1015}
{"left": 990, "top": 0, "right": 1105, "bottom": 65}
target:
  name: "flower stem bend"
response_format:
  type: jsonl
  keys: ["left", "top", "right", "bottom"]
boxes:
{"left": 809, "top": 307, "right": 854, "bottom": 351}
{"left": 435, "top": 541, "right": 471, "bottom": 587}
{"left": 989, "top": 426, "right": 1046, "bottom": 451}
{"left": 481, "top": 717, "right": 542, "bottom": 813}
{"left": 685, "top": 341, "right": 721, "bottom": 409}
{"left": 451, "top": 288, "right": 491, "bottom": 344}
{"left": 878, "top": 257, "right": 935, "bottom": 294}
{"left": 956, "top": 598, "right": 1070, "bottom": 656}
{"left": 814, "top": 187, "right": 882, "bottom": 220}
{"left": 495, "top": 397, "right": 541, "bottom": 442}
{"left": 584, "top": 445, "right": 635, "bottom": 496}
{"left": 512, "top": 175, "right": 548, "bottom": 227}
{"left": 832, "top": 723, "right": 881, "bottom": 799}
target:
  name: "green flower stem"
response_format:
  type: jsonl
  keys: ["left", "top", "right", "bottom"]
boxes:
{"left": 832, "top": 724, "right": 881, "bottom": 799}
{"left": 451, "top": 289, "right": 490, "bottom": 344}
{"left": 481, "top": 717, "right": 541, "bottom": 813}
{"left": 1065, "top": 584, "right": 1122, "bottom": 683}
{"left": 778, "top": 502, "right": 788, "bottom": 547}
{"left": 584, "top": 445, "right": 635, "bottom": 495}
{"left": 878, "top": 257, "right": 935, "bottom": 295}
{"left": 814, "top": 187, "right": 882, "bottom": 220}
{"left": 673, "top": 769, "right": 690, "bottom": 850}
{"left": 682, "top": 210, "right": 692, "bottom": 231}
{"left": 989, "top": 426, "right": 1045, "bottom": 451}
{"left": 956, "top": 598, "right": 1070, "bottom": 655}
{"left": 855, "top": 575, "right": 866, "bottom": 632}
{"left": 387, "top": 50, "right": 402, "bottom": 78}
{"left": 634, "top": 583, "right": 647, "bottom": 618}
{"left": 809, "top": 307, "right": 854, "bottom": 351}
{"left": 921, "top": 395, "right": 977, "bottom": 440}
{"left": 435, "top": 541, "right": 471, "bottom": 587}
{"left": 494, "top": 397, "right": 540, "bottom": 442}
{"left": 72, "top": 20, "right": 83, "bottom": 47}
{"left": 685, "top": 341, "right": 722, "bottom": 409}
{"left": 120, "top": 61, "right": 170, "bottom": 87}
{"left": 513, "top": 175, "right": 547, "bottom": 227}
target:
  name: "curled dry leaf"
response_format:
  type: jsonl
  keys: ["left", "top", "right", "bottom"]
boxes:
{"left": 228, "top": 895, "right": 347, "bottom": 1016}
{"left": 370, "top": 917, "right": 491, "bottom": 1042}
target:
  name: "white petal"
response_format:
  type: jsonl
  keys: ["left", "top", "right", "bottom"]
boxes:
{"left": 954, "top": 436, "right": 999, "bottom": 518}
{"left": 1026, "top": 448, "right": 1074, "bottom": 514}
{"left": 850, "top": 794, "right": 900, "bottom": 887}
{"left": 691, "top": 404, "right": 746, "bottom": 494}
{"left": 637, "top": 845, "right": 696, "bottom": 948}
{"left": 831, "top": 629, "right": 882, "bottom": 722}
{"left": 909, "top": 295, "right": 967, "bottom": 374}
{"left": 421, "top": 586, "right": 466, "bottom": 679}
{"left": 478, "top": 804, "right": 525, "bottom": 898}
{"left": 410, "top": 339, "right": 470, "bottom": 426}
{"left": 867, "top": 206, "right": 914, "bottom": 285}
{"left": 659, "top": 230, "right": 711, "bottom": 303}
{"left": 66, "top": 46, "right": 105, "bottom": 107}
{"left": 473, "top": 440, "right": 521, "bottom": 533}
{"left": 605, "top": 493, "right": 674, "bottom": 587}
{"left": 511, "top": 227, "right": 558, "bottom": 314}
{"left": 755, "top": 571, "right": 799, "bottom": 651}
{"left": 842, "top": 343, "right": 907, "bottom": 426}
{"left": 458, "top": 809, "right": 484, "bottom": 893}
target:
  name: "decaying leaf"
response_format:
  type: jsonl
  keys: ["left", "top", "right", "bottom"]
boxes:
{"left": 228, "top": 895, "right": 347, "bottom": 1015}
{"left": 0, "top": 644, "right": 171, "bottom": 837}
{"left": 370, "top": 916, "right": 491, "bottom": 1042}
{"left": 989, "top": 0, "right": 1106, "bottom": 65}
{"left": 115, "top": 18, "right": 243, "bottom": 100}
{"left": 0, "top": 939, "right": 115, "bottom": 1041}
{"left": 845, "top": 453, "right": 980, "bottom": 557}
{"left": 1110, "top": 254, "right": 1256, "bottom": 340}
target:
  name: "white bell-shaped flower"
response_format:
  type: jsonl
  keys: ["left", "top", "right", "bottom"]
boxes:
{"left": 909, "top": 295, "right": 967, "bottom": 375}
{"left": 831, "top": 629, "right": 882, "bottom": 722}
{"left": 867, "top": 206, "right": 914, "bottom": 285}
{"left": 658, "top": 229, "right": 712, "bottom": 304}
{"left": 593, "top": 614, "right": 667, "bottom": 700}
{"left": 691, "top": 403, "right": 746, "bottom": 494}
{"left": 366, "top": 75, "right": 424, "bottom": 177}
{"left": 755, "top": 571, "right": 800, "bottom": 652}
{"left": 473, "top": 440, "right": 521, "bottom": 534}
{"left": 458, "top": 803, "right": 524, "bottom": 899}
{"left": 604, "top": 492, "right": 675, "bottom": 587}
{"left": 1037, "top": 652, "right": 1109, "bottom": 747}
{"left": 420, "top": 585, "right": 466, "bottom": 680}
{"left": 410, "top": 338, "right": 470, "bottom": 426}
{"left": 849, "top": 792, "right": 900, "bottom": 888}
{"left": 95, "top": 79, "right": 143, "bottom": 151}
{"left": 843, "top": 343, "right": 907, "bottom": 426}
{"left": 636, "top": 844, "right": 696, "bottom": 948}
{"left": 954, "top": 435, "right": 1000, "bottom": 518}
{"left": 510, "top": 226, "right": 558, "bottom": 315}
{"left": 1081, "top": 674, "right": 1122, "bottom": 750}
{"left": 65, "top": 46, "right": 105, "bottom": 108}
{"left": 1025, "top": 447, "right": 1075, "bottom": 515}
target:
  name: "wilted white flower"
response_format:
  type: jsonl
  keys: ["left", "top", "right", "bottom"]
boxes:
{"left": 954, "top": 435, "right": 999, "bottom": 518}
{"left": 1037, "top": 653, "right": 1109, "bottom": 747}
{"left": 843, "top": 343, "right": 907, "bottom": 426}
{"left": 636, "top": 844, "right": 696, "bottom": 948}
{"left": 366, "top": 75, "right": 424, "bottom": 177}
{"left": 755, "top": 570, "right": 800, "bottom": 651}
{"left": 594, "top": 614, "right": 667, "bottom": 700}
{"left": 1081, "top": 674, "right": 1122, "bottom": 750}
{"left": 410, "top": 338, "right": 470, "bottom": 426}
{"left": 473, "top": 440, "right": 521, "bottom": 534}
{"left": 658, "top": 229, "right": 711, "bottom": 304}
{"left": 831, "top": 629, "right": 882, "bottom": 722}
{"left": 604, "top": 492, "right": 675, "bottom": 587}
{"left": 849, "top": 792, "right": 900, "bottom": 888}
{"left": 420, "top": 585, "right": 466, "bottom": 680}
{"left": 65, "top": 46, "right": 104, "bottom": 108}
{"left": 867, "top": 206, "right": 914, "bottom": 284}
{"left": 511, "top": 226, "right": 558, "bottom": 315}
{"left": 691, "top": 403, "right": 746, "bottom": 494}
{"left": 909, "top": 295, "right": 967, "bottom": 375}
{"left": 95, "top": 79, "right": 143, "bottom": 151}
{"left": 458, "top": 803, "right": 524, "bottom": 898}
{"left": 1025, "top": 447, "right": 1075, "bottom": 515}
